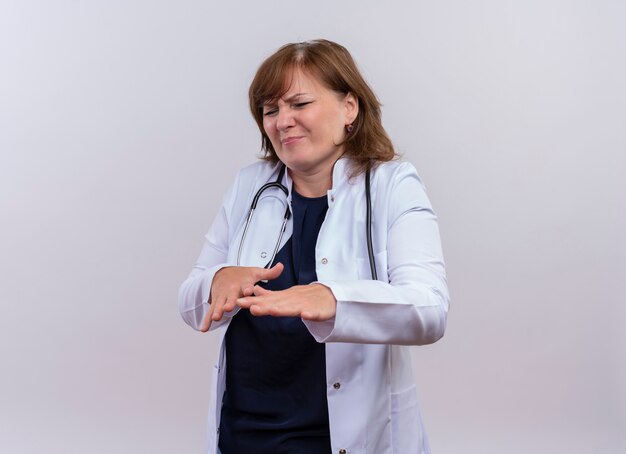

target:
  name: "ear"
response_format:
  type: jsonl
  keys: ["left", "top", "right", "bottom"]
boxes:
{"left": 344, "top": 92, "right": 359, "bottom": 124}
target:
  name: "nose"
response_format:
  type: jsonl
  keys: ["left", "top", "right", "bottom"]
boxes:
{"left": 276, "top": 107, "right": 295, "bottom": 131}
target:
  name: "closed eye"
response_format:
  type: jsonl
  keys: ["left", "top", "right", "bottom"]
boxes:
{"left": 263, "top": 100, "right": 312, "bottom": 116}
{"left": 263, "top": 108, "right": 278, "bottom": 117}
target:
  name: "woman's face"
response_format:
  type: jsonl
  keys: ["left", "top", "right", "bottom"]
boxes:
{"left": 262, "top": 68, "right": 358, "bottom": 176}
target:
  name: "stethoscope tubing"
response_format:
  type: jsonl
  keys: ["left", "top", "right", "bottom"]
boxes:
{"left": 236, "top": 164, "right": 377, "bottom": 281}
{"left": 237, "top": 166, "right": 290, "bottom": 269}
{"left": 365, "top": 168, "right": 377, "bottom": 280}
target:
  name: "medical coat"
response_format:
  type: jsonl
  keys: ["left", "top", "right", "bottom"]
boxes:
{"left": 179, "top": 157, "right": 450, "bottom": 454}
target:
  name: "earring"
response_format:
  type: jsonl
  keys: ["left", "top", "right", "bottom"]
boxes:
{"left": 346, "top": 124, "right": 354, "bottom": 133}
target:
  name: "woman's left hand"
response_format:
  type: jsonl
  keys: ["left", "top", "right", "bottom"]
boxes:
{"left": 236, "top": 283, "right": 337, "bottom": 321}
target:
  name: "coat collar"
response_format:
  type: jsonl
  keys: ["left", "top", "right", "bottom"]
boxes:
{"left": 277, "top": 156, "right": 353, "bottom": 203}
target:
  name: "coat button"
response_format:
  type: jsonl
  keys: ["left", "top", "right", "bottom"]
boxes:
{"left": 333, "top": 382, "right": 341, "bottom": 389}
{"left": 321, "top": 258, "right": 328, "bottom": 264}
{"left": 339, "top": 449, "right": 346, "bottom": 454}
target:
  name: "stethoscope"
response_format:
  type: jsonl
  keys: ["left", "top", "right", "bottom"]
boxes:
{"left": 237, "top": 164, "right": 378, "bottom": 281}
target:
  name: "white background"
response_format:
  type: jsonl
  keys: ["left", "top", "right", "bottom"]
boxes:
{"left": 1, "top": 1, "right": 624, "bottom": 453}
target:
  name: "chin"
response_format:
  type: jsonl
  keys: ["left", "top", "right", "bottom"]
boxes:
{"left": 277, "top": 152, "right": 312, "bottom": 171}
{"left": 283, "top": 160, "right": 312, "bottom": 173}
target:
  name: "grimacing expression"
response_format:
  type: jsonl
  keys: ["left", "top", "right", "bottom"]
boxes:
{"left": 262, "top": 68, "right": 358, "bottom": 176}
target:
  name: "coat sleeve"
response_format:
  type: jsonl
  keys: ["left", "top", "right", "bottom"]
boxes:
{"left": 304, "top": 162, "right": 450, "bottom": 345}
{"left": 177, "top": 174, "right": 242, "bottom": 331}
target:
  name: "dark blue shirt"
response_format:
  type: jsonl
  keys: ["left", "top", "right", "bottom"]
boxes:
{"left": 219, "top": 190, "right": 331, "bottom": 454}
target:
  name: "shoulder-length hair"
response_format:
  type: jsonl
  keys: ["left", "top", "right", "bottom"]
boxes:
{"left": 248, "top": 39, "right": 397, "bottom": 176}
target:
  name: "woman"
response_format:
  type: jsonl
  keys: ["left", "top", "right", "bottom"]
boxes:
{"left": 179, "top": 39, "right": 449, "bottom": 454}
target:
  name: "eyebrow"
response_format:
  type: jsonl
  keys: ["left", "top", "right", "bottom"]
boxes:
{"left": 264, "top": 93, "right": 310, "bottom": 106}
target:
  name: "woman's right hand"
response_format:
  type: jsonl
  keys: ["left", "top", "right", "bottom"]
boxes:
{"left": 199, "top": 263, "right": 284, "bottom": 332}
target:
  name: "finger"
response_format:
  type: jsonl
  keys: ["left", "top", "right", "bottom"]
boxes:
{"left": 252, "top": 285, "right": 272, "bottom": 296}
{"left": 236, "top": 296, "right": 253, "bottom": 309}
{"left": 249, "top": 304, "right": 266, "bottom": 317}
{"left": 236, "top": 288, "right": 273, "bottom": 308}
{"left": 251, "top": 302, "right": 298, "bottom": 318}
{"left": 241, "top": 285, "right": 255, "bottom": 297}
{"left": 249, "top": 300, "right": 279, "bottom": 317}
{"left": 200, "top": 302, "right": 214, "bottom": 332}
{"left": 211, "top": 296, "right": 227, "bottom": 321}
{"left": 256, "top": 262, "right": 284, "bottom": 281}
{"left": 247, "top": 293, "right": 298, "bottom": 317}
{"left": 222, "top": 295, "right": 237, "bottom": 313}
{"left": 301, "top": 309, "right": 321, "bottom": 321}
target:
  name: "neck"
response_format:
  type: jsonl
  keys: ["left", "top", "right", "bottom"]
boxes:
{"left": 290, "top": 168, "right": 333, "bottom": 197}
{"left": 287, "top": 153, "right": 344, "bottom": 197}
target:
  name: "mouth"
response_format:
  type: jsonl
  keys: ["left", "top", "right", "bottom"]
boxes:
{"left": 280, "top": 136, "right": 304, "bottom": 146}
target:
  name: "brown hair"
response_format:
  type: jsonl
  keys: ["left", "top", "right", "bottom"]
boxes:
{"left": 248, "top": 39, "right": 397, "bottom": 176}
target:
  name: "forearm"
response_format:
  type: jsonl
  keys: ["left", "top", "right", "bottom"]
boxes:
{"left": 303, "top": 280, "right": 448, "bottom": 345}
{"left": 304, "top": 164, "right": 450, "bottom": 345}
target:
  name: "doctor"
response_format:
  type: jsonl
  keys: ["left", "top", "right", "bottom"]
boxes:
{"left": 179, "top": 39, "right": 450, "bottom": 454}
